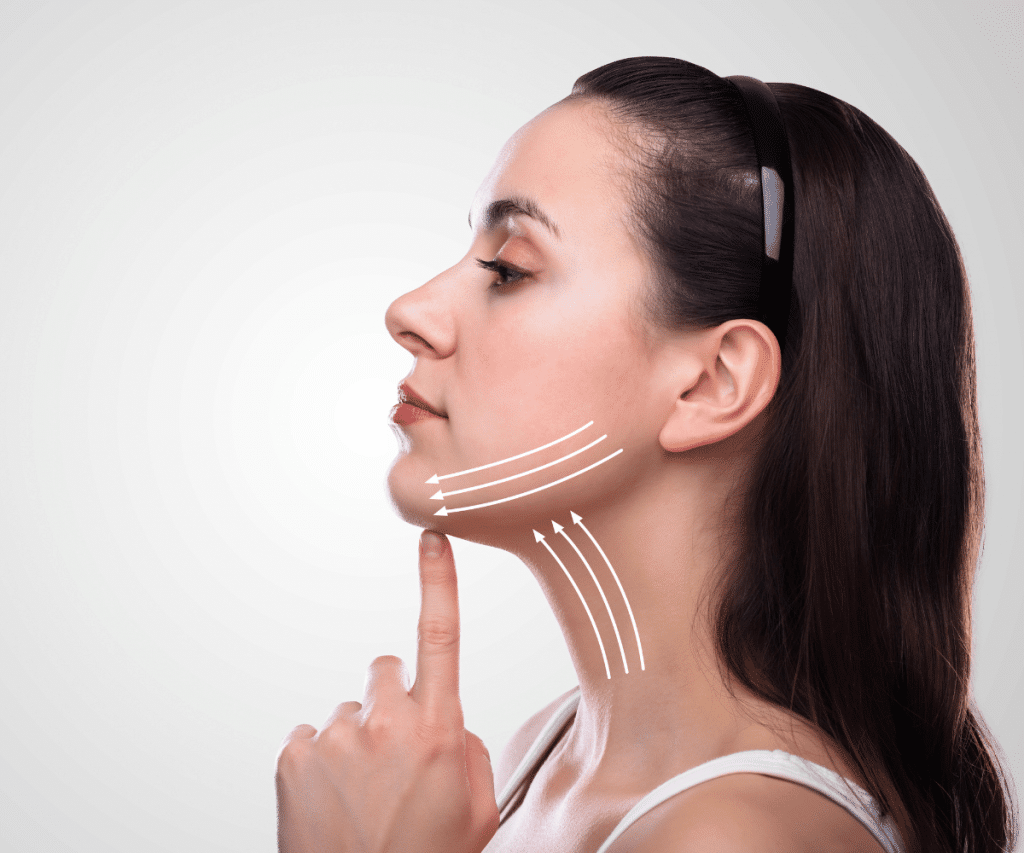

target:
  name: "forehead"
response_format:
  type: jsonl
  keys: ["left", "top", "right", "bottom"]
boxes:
{"left": 470, "top": 100, "right": 632, "bottom": 246}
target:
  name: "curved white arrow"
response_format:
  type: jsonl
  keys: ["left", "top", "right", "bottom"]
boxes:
{"left": 572, "top": 511, "right": 645, "bottom": 670}
{"left": 554, "top": 520, "right": 629, "bottom": 675}
{"left": 425, "top": 421, "right": 593, "bottom": 484}
{"left": 534, "top": 529, "right": 611, "bottom": 680}
{"left": 434, "top": 449, "right": 623, "bottom": 515}
{"left": 430, "top": 435, "right": 607, "bottom": 499}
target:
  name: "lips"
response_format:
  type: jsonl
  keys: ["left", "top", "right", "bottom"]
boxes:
{"left": 397, "top": 382, "right": 447, "bottom": 418}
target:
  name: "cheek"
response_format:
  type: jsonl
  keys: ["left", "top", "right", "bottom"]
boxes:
{"left": 465, "top": 301, "right": 648, "bottom": 435}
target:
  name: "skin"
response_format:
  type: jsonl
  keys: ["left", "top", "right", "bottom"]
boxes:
{"left": 276, "top": 531, "right": 498, "bottom": 853}
{"left": 276, "top": 99, "right": 890, "bottom": 852}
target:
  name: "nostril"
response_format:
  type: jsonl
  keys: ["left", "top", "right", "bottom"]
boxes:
{"left": 400, "top": 331, "right": 435, "bottom": 352}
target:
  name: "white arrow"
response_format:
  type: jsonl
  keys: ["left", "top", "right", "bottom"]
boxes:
{"left": 434, "top": 448, "right": 623, "bottom": 515}
{"left": 425, "top": 421, "right": 593, "bottom": 484}
{"left": 534, "top": 529, "right": 611, "bottom": 680}
{"left": 430, "top": 435, "right": 607, "bottom": 500}
{"left": 554, "top": 520, "right": 629, "bottom": 675}
{"left": 572, "top": 511, "right": 645, "bottom": 670}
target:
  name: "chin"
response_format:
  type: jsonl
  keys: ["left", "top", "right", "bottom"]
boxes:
{"left": 385, "top": 456, "right": 445, "bottom": 530}
{"left": 385, "top": 457, "right": 514, "bottom": 549}
{"left": 384, "top": 448, "right": 633, "bottom": 556}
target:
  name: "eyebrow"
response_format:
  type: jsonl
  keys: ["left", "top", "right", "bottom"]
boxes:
{"left": 468, "top": 194, "right": 561, "bottom": 240}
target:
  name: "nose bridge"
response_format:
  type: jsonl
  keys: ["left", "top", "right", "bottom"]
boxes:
{"left": 384, "top": 264, "right": 458, "bottom": 358}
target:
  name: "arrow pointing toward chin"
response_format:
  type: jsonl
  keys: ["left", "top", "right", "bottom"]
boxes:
{"left": 425, "top": 421, "right": 594, "bottom": 484}
{"left": 429, "top": 435, "right": 607, "bottom": 499}
{"left": 433, "top": 448, "right": 623, "bottom": 515}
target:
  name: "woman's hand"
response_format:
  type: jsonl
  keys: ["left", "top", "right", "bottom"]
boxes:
{"left": 275, "top": 530, "right": 500, "bottom": 853}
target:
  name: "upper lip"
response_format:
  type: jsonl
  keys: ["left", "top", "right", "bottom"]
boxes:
{"left": 397, "top": 382, "right": 447, "bottom": 418}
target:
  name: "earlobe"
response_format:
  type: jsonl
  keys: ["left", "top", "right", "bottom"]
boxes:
{"left": 657, "top": 320, "right": 779, "bottom": 454}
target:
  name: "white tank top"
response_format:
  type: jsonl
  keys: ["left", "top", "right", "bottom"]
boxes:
{"left": 496, "top": 688, "right": 905, "bottom": 853}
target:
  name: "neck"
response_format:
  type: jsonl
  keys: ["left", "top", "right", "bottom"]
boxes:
{"left": 507, "top": 452, "right": 771, "bottom": 788}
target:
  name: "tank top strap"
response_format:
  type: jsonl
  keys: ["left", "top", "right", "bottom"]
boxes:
{"left": 497, "top": 689, "right": 905, "bottom": 853}
{"left": 496, "top": 688, "right": 583, "bottom": 813}
{"left": 593, "top": 748, "right": 905, "bottom": 853}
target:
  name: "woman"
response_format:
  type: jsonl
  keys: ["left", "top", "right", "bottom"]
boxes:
{"left": 275, "top": 57, "right": 1017, "bottom": 853}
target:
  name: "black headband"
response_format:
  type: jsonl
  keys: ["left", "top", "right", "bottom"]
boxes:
{"left": 724, "top": 75, "right": 795, "bottom": 354}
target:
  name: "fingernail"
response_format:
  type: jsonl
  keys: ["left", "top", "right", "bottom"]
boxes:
{"left": 420, "top": 530, "right": 445, "bottom": 558}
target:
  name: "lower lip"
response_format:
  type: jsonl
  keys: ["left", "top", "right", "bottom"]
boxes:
{"left": 389, "top": 402, "right": 446, "bottom": 426}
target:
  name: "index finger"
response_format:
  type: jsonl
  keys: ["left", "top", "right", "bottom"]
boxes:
{"left": 410, "top": 530, "right": 460, "bottom": 712}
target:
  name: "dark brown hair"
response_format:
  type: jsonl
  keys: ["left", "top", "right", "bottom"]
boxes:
{"left": 562, "top": 56, "right": 1017, "bottom": 853}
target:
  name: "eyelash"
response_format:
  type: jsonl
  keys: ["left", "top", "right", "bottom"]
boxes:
{"left": 475, "top": 257, "right": 529, "bottom": 289}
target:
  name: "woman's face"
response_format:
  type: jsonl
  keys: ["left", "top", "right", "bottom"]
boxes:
{"left": 384, "top": 100, "right": 676, "bottom": 548}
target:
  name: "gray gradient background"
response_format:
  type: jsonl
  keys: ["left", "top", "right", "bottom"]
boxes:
{"left": 0, "top": 1, "right": 1020, "bottom": 850}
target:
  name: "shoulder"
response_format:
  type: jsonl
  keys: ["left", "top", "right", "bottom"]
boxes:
{"left": 605, "top": 772, "right": 888, "bottom": 853}
{"left": 492, "top": 686, "right": 578, "bottom": 796}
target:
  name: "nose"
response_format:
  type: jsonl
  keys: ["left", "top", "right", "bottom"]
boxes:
{"left": 384, "top": 271, "right": 457, "bottom": 360}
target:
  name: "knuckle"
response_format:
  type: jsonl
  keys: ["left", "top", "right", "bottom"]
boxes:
{"left": 319, "top": 719, "right": 356, "bottom": 751}
{"left": 418, "top": 615, "right": 459, "bottom": 649}
{"left": 361, "top": 708, "right": 399, "bottom": 738}
{"left": 276, "top": 736, "right": 311, "bottom": 773}
{"left": 321, "top": 700, "right": 361, "bottom": 730}
{"left": 364, "top": 656, "right": 410, "bottom": 693}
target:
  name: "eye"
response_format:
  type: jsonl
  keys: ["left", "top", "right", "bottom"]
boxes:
{"left": 475, "top": 257, "right": 530, "bottom": 289}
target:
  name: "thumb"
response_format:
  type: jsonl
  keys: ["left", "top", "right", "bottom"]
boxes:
{"left": 464, "top": 730, "right": 499, "bottom": 835}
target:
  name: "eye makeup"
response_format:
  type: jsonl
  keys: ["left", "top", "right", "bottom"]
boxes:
{"left": 475, "top": 257, "right": 530, "bottom": 289}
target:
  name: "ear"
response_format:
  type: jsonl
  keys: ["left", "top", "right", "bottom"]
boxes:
{"left": 658, "top": 319, "right": 780, "bottom": 453}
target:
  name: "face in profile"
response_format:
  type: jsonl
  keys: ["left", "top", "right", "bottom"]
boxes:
{"left": 383, "top": 100, "right": 679, "bottom": 554}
